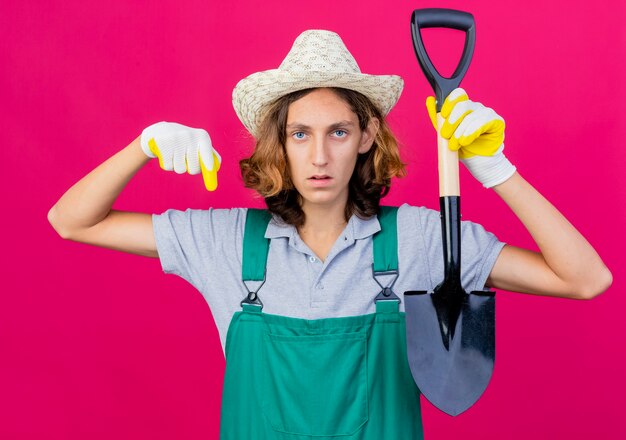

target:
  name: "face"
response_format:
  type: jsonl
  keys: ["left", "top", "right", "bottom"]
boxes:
{"left": 284, "top": 88, "right": 379, "bottom": 212}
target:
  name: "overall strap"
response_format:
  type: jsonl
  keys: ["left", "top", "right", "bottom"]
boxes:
{"left": 373, "top": 206, "right": 399, "bottom": 272}
{"left": 373, "top": 206, "right": 401, "bottom": 305}
{"left": 240, "top": 208, "right": 272, "bottom": 310}
{"left": 242, "top": 208, "right": 272, "bottom": 282}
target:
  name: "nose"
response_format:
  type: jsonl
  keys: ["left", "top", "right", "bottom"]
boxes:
{"left": 311, "top": 136, "right": 328, "bottom": 167}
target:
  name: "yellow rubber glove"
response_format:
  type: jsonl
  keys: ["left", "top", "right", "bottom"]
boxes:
{"left": 425, "top": 88, "right": 515, "bottom": 188}
{"left": 426, "top": 88, "right": 505, "bottom": 159}
{"left": 140, "top": 122, "right": 221, "bottom": 191}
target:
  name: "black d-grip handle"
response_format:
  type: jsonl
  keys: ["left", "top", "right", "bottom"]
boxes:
{"left": 411, "top": 8, "right": 476, "bottom": 112}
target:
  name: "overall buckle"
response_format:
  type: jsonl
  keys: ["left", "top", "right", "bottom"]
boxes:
{"left": 372, "top": 265, "right": 401, "bottom": 303}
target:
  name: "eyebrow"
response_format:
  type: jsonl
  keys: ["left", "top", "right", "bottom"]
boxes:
{"left": 286, "top": 120, "right": 356, "bottom": 131}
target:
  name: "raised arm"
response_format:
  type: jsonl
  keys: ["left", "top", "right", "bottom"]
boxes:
{"left": 487, "top": 172, "right": 612, "bottom": 299}
{"left": 48, "top": 122, "right": 221, "bottom": 258}
{"left": 425, "top": 88, "right": 612, "bottom": 300}
{"left": 48, "top": 136, "right": 158, "bottom": 257}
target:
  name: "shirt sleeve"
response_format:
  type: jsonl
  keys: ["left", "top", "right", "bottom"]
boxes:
{"left": 412, "top": 204, "right": 506, "bottom": 292}
{"left": 151, "top": 207, "right": 247, "bottom": 291}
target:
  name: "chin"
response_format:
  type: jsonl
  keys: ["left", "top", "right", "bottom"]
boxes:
{"left": 305, "top": 196, "right": 336, "bottom": 206}
{"left": 301, "top": 193, "right": 346, "bottom": 208}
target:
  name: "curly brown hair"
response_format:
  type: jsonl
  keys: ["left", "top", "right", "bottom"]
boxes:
{"left": 239, "top": 87, "right": 406, "bottom": 227}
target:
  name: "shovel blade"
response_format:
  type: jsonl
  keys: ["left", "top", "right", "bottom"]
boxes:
{"left": 404, "top": 289, "right": 495, "bottom": 416}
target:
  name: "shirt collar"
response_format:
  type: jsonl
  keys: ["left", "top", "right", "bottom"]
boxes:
{"left": 264, "top": 211, "right": 381, "bottom": 240}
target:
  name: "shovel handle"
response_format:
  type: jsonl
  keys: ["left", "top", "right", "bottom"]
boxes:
{"left": 437, "top": 113, "right": 460, "bottom": 196}
{"left": 411, "top": 8, "right": 476, "bottom": 112}
{"left": 411, "top": 8, "right": 476, "bottom": 278}
{"left": 412, "top": 8, "right": 475, "bottom": 196}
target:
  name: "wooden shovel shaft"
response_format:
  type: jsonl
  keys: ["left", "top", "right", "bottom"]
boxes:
{"left": 437, "top": 113, "right": 460, "bottom": 197}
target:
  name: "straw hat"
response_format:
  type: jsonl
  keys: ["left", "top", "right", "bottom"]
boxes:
{"left": 232, "top": 29, "right": 404, "bottom": 138}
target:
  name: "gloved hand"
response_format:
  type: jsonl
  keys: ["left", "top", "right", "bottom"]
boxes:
{"left": 140, "top": 121, "right": 221, "bottom": 191}
{"left": 426, "top": 88, "right": 516, "bottom": 188}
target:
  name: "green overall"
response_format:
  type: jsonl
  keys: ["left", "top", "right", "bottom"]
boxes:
{"left": 219, "top": 207, "right": 424, "bottom": 439}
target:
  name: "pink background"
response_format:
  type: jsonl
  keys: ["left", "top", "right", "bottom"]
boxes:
{"left": 2, "top": 0, "right": 624, "bottom": 438}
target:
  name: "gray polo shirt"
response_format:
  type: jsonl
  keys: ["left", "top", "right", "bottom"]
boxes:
{"left": 152, "top": 203, "right": 506, "bottom": 357}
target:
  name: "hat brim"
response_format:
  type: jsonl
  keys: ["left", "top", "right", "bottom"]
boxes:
{"left": 232, "top": 69, "right": 404, "bottom": 138}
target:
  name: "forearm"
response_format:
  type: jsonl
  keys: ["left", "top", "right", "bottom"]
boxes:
{"left": 48, "top": 135, "right": 150, "bottom": 235}
{"left": 492, "top": 171, "right": 612, "bottom": 295}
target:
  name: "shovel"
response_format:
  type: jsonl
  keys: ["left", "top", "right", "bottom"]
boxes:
{"left": 404, "top": 8, "right": 496, "bottom": 416}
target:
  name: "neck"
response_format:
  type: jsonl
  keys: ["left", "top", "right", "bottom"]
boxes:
{"left": 298, "top": 201, "right": 349, "bottom": 237}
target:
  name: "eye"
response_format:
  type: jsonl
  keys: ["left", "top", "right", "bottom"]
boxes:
{"left": 292, "top": 132, "right": 306, "bottom": 140}
{"left": 333, "top": 130, "right": 347, "bottom": 137}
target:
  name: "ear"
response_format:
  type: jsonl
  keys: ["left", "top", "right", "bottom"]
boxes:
{"left": 358, "top": 117, "right": 380, "bottom": 154}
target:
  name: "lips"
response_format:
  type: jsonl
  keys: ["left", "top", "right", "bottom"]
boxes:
{"left": 307, "top": 174, "right": 333, "bottom": 187}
